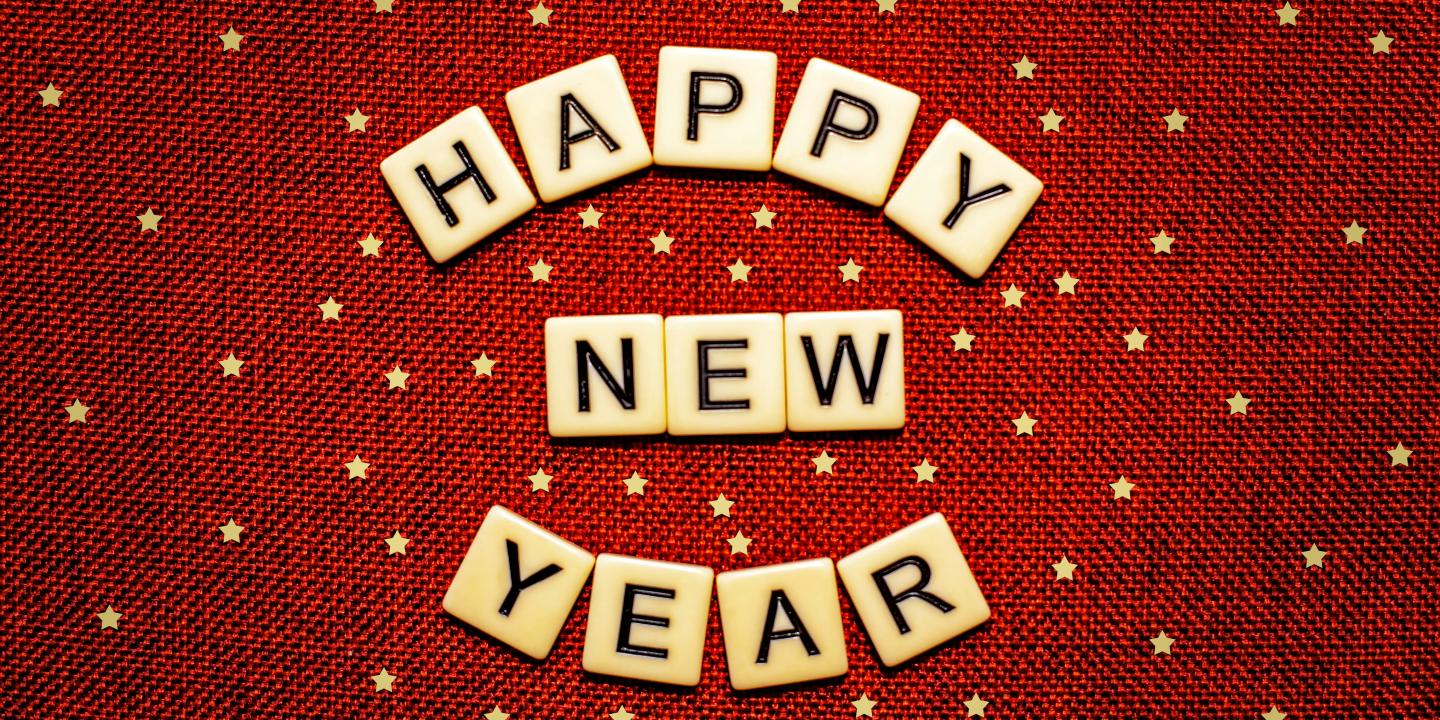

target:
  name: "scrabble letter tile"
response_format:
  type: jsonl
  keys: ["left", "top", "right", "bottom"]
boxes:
{"left": 664, "top": 313, "right": 786, "bottom": 436}
{"left": 545, "top": 314, "right": 667, "bottom": 437}
{"left": 653, "top": 46, "right": 777, "bottom": 171}
{"left": 836, "top": 514, "right": 989, "bottom": 667}
{"left": 582, "top": 554, "right": 714, "bottom": 686}
{"left": 716, "top": 558, "right": 848, "bottom": 690}
{"left": 506, "top": 55, "right": 653, "bottom": 203}
{"left": 772, "top": 58, "right": 920, "bottom": 206}
{"left": 380, "top": 107, "right": 537, "bottom": 263}
{"left": 884, "top": 119, "right": 1043, "bottom": 278}
{"left": 783, "top": 309, "right": 904, "bottom": 432}
{"left": 442, "top": 505, "right": 595, "bottom": 659}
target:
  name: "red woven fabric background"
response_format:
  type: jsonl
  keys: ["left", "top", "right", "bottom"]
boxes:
{"left": 4, "top": 0, "right": 1437, "bottom": 717}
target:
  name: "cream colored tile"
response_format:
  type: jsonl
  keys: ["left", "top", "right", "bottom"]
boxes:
{"left": 380, "top": 106, "right": 537, "bottom": 263}
{"left": 582, "top": 554, "right": 715, "bottom": 686}
{"left": 506, "top": 55, "right": 653, "bottom": 203}
{"left": 441, "top": 505, "right": 595, "bottom": 659}
{"left": 717, "top": 558, "right": 848, "bottom": 690}
{"left": 653, "top": 46, "right": 777, "bottom": 171}
{"left": 772, "top": 58, "right": 920, "bottom": 205}
{"left": 664, "top": 313, "right": 786, "bottom": 436}
{"left": 544, "top": 314, "right": 667, "bottom": 437}
{"left": 783, "top": 310, "right": 904, "bottom": 432}
{"left": 836, "top": 514, "right": 990, "bottom": 667}
{"left": 885, "top": 119, "right": 1043, "bottom": 279}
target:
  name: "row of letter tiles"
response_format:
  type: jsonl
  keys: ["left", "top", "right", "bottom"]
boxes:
{"left": 442, "top": 506, "right": 991, "bottom": 688}
{"left": 380, "top": 49, "right": 1041, "bottom": 277}
{"left": 542, "top": 310, "right": 905, "bottom": 437}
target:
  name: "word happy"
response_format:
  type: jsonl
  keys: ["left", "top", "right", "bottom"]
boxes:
{"left": 444, "top": 506, "right": 990, "bottom": 689}
{"left": 381, "top": 49, "right": 1044, "bottom": 278}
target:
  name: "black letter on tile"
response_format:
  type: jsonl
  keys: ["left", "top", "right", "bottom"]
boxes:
{"left": 414, "top": 140, "right": 498, "bottom": 228}
{"left": 871, "top": 556, "right": 954, "bottom": 635}
{"left": 697, "top": 339, "right": 749, "bottom": 411}
{"left": 943, "top": 154, "right": 1012, "bottom": 229}
{"left": 687, "top": 72, "right": 743, "bottom": 141}
{"left": 576, "top": 339, "right": 635, "bottom": 412}
{"left": 497, "top": 539, "right": 563, "bottom": 617}
{"left": 617, "top": 584, "right": 675, "bottom": 659}
{"left": 800, "top": 334, "right": 889, "bottom": 406}
{"left": 810, "top": 90, "right": 879, "bottom": 157}
{"left": 755, "top": 589, "right": 821, "bottom": 664}
{"left": 559, "top": 93, "right": 620, "bottom": 171}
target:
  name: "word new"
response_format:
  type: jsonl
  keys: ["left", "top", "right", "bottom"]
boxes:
{"left": 381, "top": 49, "right": 1043, "bottom": 278}
{"left": 444, "top": 506, "right": 990, "bottom": 690}
{"left": 545, "top": 310, "right": 903, "bottom": 437}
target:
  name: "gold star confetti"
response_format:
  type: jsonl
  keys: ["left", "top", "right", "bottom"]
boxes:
{"left": 838, "top": 258, "right": 864, "bottom": 282}
{"left": 1000, "top": 284, "right": 1025, "bottom": 307}
{"left": 963, "top": 693, "right": 990, "bottom": 717}
{"left": 709, "top": 494, "right": 734, "bottom": 517}
{"left": 63, "top": 399, "right": 90, "bottom": 423}
{"left": 1263, "top": 706, "right": 1288, "bottom": 720}
{"left": 1011, "top": 55, "right": 1036, "bottom": 79}
{"left": 528, "top": 1, "right": 553, "bottom": 25}
{"left": 471, "top": 353, "right": 497, "bottom": 377}
{"left": 345, "top": 456, "right": 370, "bottom": 479}
{"left": 1052, "top": 555, "right": 1077, "bottom": 580}
{"left": 1123, "top": 328, "right": 1150, "bottom": 351}
{"left": 1342, "top": 221, "right": 1367, "bottom": 245}
{"left": 370, "top": 668, "right": 397, "bottom": 692}
{"left": 912, "top": 458, "right": 938, "bottom": 483}
{"left": 578, "top": 204, "right": 603, "bottom": 228}
{"left": 1301, "top": 544, "right": 1327, "bottom": 568}
{"left": 1150, "top": 230, "right": 1175, "bottom": 254}
{"left": 384, "top": 366, "right": 410, "bottom": 390}
{"left": 811, "top": 450, "right": 837, "bottom": 474}
{"left": 1388, "top": 442, "right": 1412, "bottom": 466}
{"left": 727, "top": 258, "right": 752, "bottom": 282}
{"left": 219, "top": 352, "right": 244, "bottom": 377}
{"left": 649, "top": 230, "right": 675, "bottom": 254}
{"left": 1110, "top": 476, "right": 1135, "bottom": 500}
{"left": 219, "top": 27, "right": 245, "bottom": 51}
{"left": 876, "top": 0, "right": 897, "bottom": 13}
{"left": 852, "top": 693, "right": 878, "bottom": 717}
{"left": 374, "top": 0, "right": 394, "bottom": 12}
{"left": 1368, "top": 30, "right": 1393, "bottom": 54}
{"left": 949, "top": 328, "right": 976, "bottom": 351}
{"left": 528, "top": 258, "right": 552, "bottom": 282}
{"left": 137, "top": 207, "right": 163, "bottom": 232}
{"left": 529, "top": 467, "right": 554, "bottom": 492}
{"left": 727, "top": 530, "right": 752, "bottom": 555}
{"left": 343, "top": 109, "right": 370, "bottom": 132}
{"left": 1274, "top": 2, "right": 1299, "bottom": 25}
{"left": 359, "top": 233, "right": 383, "bottom": 256}
{"left": 318, "top": 296, "right": 343, "bottom": 321}
{"left": 385, "top": 531, "right": 410, "bottom": 555}
{"left": 623, "top": 471, "right": 648, "bottom": 496}
{"left": 1150, "top": 631, "right": 1175, "bottom": 655}
{"left": 1038, "top": 108, "right": 1064, "bottom": 132}
{"left": 38, "top": 83, "right": 63, "bottom": 107}
{"left": 751, "top": 204, "right": 776, "bottom": 228}
{"left": 97, "top": 606, "right": 122, "bottom": 630}
{"left": 1226, "top": 391, "right": 1251, "bottom": 415}
{"left": 1012, "top": 411, "right": 1037, "bottom": 435}
{"left": 609, "top": 707, "right": 635, "bottom": 720}
{"left": 1054, "top": 270, "right": 1078, "bottom": 294}
{"left": 219, "top": 518, "right": 245, "bottom": 543}
{"left": 483, "top": 708, "right": 510, "bottom": 720}
{"left": 780, "top": 0, "right": 801, "bottom": 11}
{"left": 1163, "top": 108, "right": 1189, "bottom": 132}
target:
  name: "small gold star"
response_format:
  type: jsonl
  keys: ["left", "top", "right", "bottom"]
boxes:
{"left": 1054, "top": 270, "right": 1078, "bottom": 294}
{"left": 1226, "top": 391, "right": 1251, "bottom": 415}
{"left": 1012, "top": 411, "right": 1037, "bottom": 435}
{"left": 528, "top": 467, "right": 554, "bottom": 492}
{"left": 727, "top": 530, "right": 752, "bottom": 555}
{"left": 1388, "top": 442, "right": 1412, "bottom": 466}
{"left": 528, "top": 1, "right": 553, "bottom": 25}
{"left": 727, "top": 258, "right": 752, "bottom": 282}
{"left": 1123, "top": 328, "right": 1150, "bottom": 351}
{"left": 1262, "top": 707, "right": 1288, "bottom": 720}
{"left": 370, "top": 667, "right": 397, "bottom": 692}
{"left": 344, "top": 108, "right": 370, "bottom": 132}
{"left": 471, "top": 353, "right": 497, "bottom": 377}
{"left": 38, "top": 83, "right": 63, "bottom": 107}
{"left": 137, "top": 208, "right": 163, "bottom": 232}
{"left": 852, "top": 693, "right": 878, "bottom": 717}
{"left": 1369, "top": 30, "right": 1393, "bottom": 54}
{"left": 97, "top": 606, "right": 122, "bottom": 630}
{"left": 811, "top": 450, "right": 837, "bottom": 474}
{"left": 609, "top": 707, "right": 635, "bottom": 720}
{"left": 528, "top": 258, "right": 552, "bottom": 282}
{"left": 1163, "top": 108, "right": 1189, "bottom": 132}
{"left": 219, "top": 352, "right": 244, "bottom": 377}
{"left": 578, "top": 204, "right": 604, "bottom": 228}
{"left": 949, "top": 328, "right": 976, "bottom": 351}
{"left": 649, "top": 230, "right": 675, "bottom": 254}
{"left": 1150, "top": 631, "right": 1175, "bottom": 655}
{"left": 1052, "top": 555, "right": 1077, "bottom": 580}
{"left": 963, "top": 693, "right": 989, "bottom": 717}
{"left": 751, "top": 204, "right": 776, "bottom": 228}
{"left": 1000, "top": 284, "right": 1025, "bottom": 307}
{"left": 219, "top": 519, "right": 245, "bottom": 543}
{"left": 1039, "top": 108, "right": 1064, "bottom": 132}
{"left": 838, "top": 258, "right": 864, "bottom": 282}
{"left": 63, "top": 399, "right": 90, "bottom": 423}
{"left": 623, "top": 471, "right": 648, "bottom": 495}
{"left": 483, "top": 708, "right": 510, "bottom": 720}
{"left": 876, "top": 0, "right": 897, "bottom": 13}
{"left": 780, "top": 0, "right": 801, "bottom": 11}
{"left": 709, "top": 494, "right": 734, "bottom": 517}
{"left": 1110, "top": 476, "right": 1136, "bottom": 500}
{"left": 1342, "top": 221, "right": 1367, "bottom": 245}
{"left": 1274, "top": 2, "right": 1298, "bottom": 25}
{"left": 345, "top": 456, "right": 370, "bottom": 479}
{"left": 318, "top": 296, "right": 343, "bottom": 321}
{"left": 219, "top": 27, "right": 245, "bottom": 51}
{"left": 359, "top": 233, "right": 383, "bottom": 256}
{"left": 384, "top": 366, "right": 410, "bottom": 390}
{"left": 912, "top": 459, "right": 938, "bottom": 482}
{"left": 374, "top": 0, "right": 394, "bottom": 12}
{"left": 1150, "top": 230, "right": 1175, "bottom": 254}
{"left": 1012, "top": 55, "right": 1037, "bottom": 79}
{"left": 1301, "top": 544, "right": 1327, "bottom": 568}
{"left": 385, "top": 531, "right": 410, "bottom": 555}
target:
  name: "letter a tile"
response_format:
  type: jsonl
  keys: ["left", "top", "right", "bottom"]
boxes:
{"left": 783, "top": 310, "right": 904, "bottom": 432}
{"left": 582, "top": 554, "right": 715, "bottom": 686}
{"left": 544, "top": 314, "right": 667, "bottom": 437}
{"left": 717, "top": 558, "right": 848, "bottom": 690}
